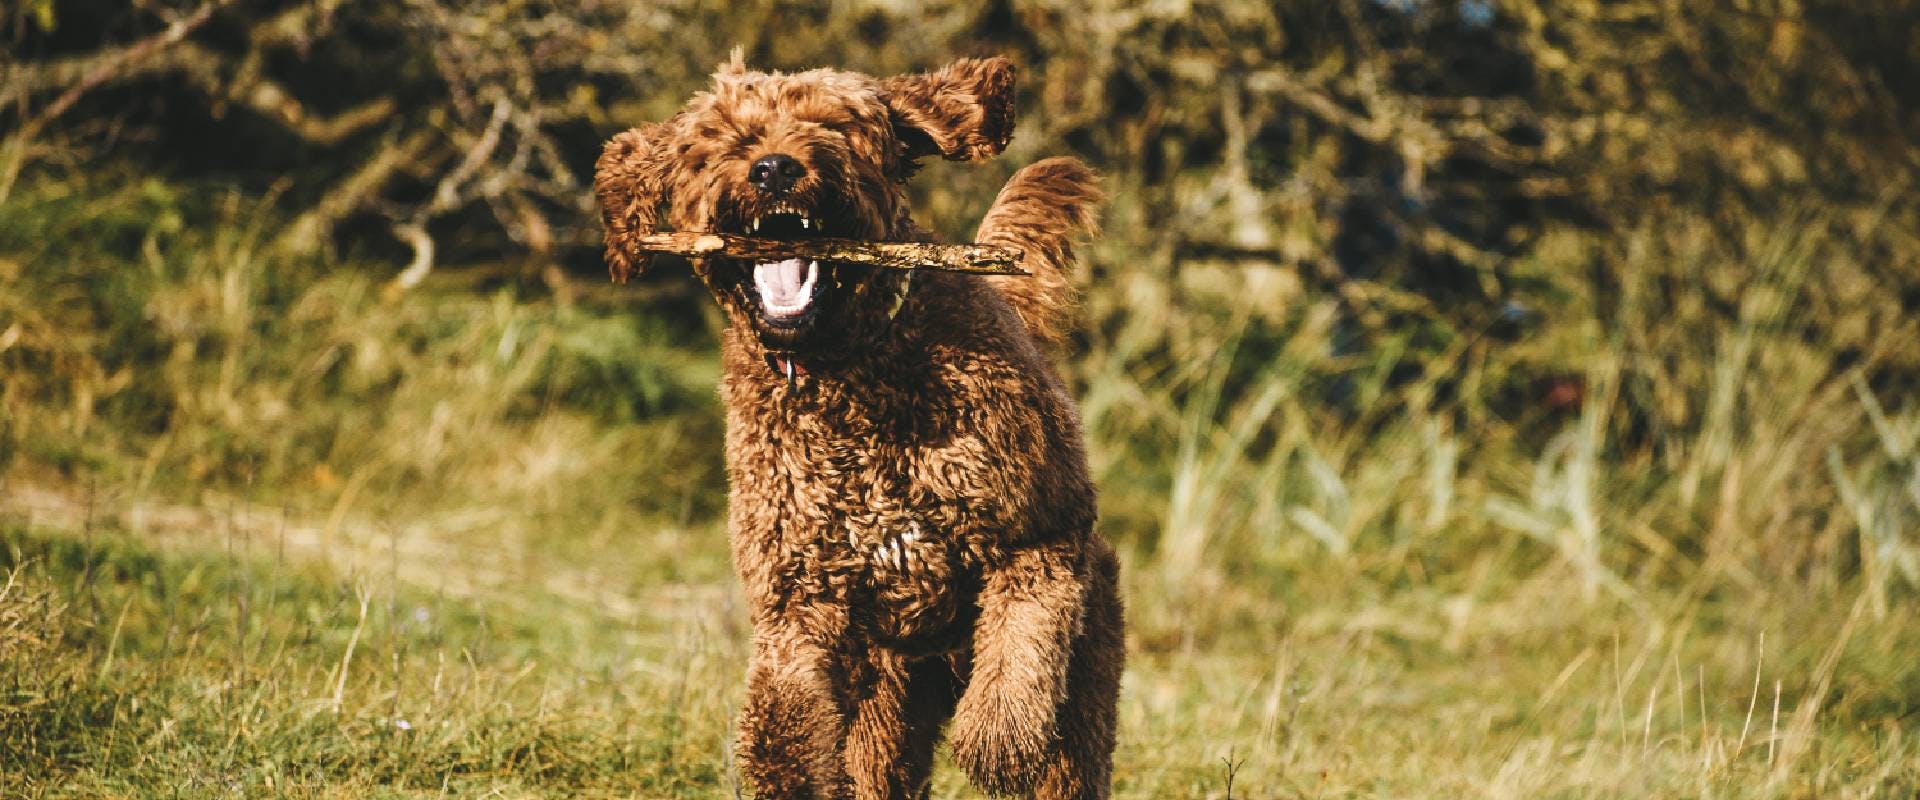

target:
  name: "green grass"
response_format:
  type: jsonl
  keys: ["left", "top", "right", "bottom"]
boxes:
{"left": 0, "top": 523, "right": 740, "bottom": 798}
{"left": 3, "top": 163, "right": 1919, "bottom": 797}
{"left": 4, "top": 492, "right": 1917, "bottom": 798}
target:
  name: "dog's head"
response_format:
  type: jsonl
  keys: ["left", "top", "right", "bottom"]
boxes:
{"left": 594, "top": 53, "right": 1015, "bottom": 354}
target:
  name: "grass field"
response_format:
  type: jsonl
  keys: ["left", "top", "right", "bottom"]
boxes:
{"left": 4, "top": 462, "right": 1918, "bottom": 798}
{"left": 3, "top": 169, "right": 1919, "bottom": 797}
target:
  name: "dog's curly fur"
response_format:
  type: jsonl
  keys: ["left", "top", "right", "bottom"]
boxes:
{"left": 595, "top": 52, "right": 1122, "bottom": 800}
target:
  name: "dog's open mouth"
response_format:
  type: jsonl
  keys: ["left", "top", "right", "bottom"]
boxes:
{"left": 754, "top": 257, "right": 819, "bottom": 326}
{"left": 741, "top": 205, "right": 832, "bottom": 330}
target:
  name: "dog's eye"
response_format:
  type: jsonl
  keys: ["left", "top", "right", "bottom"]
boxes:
{"left": 810, "top": 116, "right": 855, "bottom": 134}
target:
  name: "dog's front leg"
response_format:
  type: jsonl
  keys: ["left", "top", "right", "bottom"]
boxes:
{"left": 737, "top": 619, "right": 851, "bottom": 800}
{"left": 948, "top": 538, "right": 1088, "bottom": 795}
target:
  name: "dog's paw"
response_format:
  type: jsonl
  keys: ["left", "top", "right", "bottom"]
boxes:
{"left": 947, "top": 687, "right": 1055, "bottom": 794}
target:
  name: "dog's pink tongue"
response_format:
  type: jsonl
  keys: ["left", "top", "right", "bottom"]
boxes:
{"left": 754, "top": 258, "right": 817, "bottom": 316}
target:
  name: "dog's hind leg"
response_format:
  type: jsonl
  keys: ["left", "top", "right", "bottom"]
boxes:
{"left": 1029, "top": 540, "right": 1124, "bottom": 799}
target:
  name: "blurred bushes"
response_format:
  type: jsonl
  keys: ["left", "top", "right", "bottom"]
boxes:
{"left": 7, "top": 0, "right": 1914, "bottom": 340}
{"left": 3, "top": 1, "right": 1918, "bottom": 593}
{"left": 0, "top": 172, "right": 720, "bottom": 505}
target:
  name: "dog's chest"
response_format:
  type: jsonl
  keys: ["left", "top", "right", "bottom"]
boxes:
{"left": 732, "top": 424, "right": 987, "bottom": 648}
{"left": 727, "top": 364, "right": 1018, "bottom": 649}
{"left": 836, "top": 508, "right": 970, "bottom": 648}
{"left": 810, "top": 440, "right": 982, "bottom": 648}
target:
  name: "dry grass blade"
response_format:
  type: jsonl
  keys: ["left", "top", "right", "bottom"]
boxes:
{"left": 630, "top": 232, "right": 1028, "bottom": 275}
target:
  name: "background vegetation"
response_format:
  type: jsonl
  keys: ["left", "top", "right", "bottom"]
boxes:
{"left": 3, "top": 0, "right": 1918, "bottom": 796}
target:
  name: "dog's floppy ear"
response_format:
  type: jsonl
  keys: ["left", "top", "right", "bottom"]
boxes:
{"left": 594, "top": 121, "right": 676, "bottom": 283}
{"left": 881, "top": 57, "right": 1017, "bottom": 162}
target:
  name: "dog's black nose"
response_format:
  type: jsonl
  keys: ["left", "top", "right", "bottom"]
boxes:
{"left": 749, "top": 154, "right": 805, "bottom": 194}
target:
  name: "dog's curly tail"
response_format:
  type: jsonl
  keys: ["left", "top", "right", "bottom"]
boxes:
{"left": 976, "top": 157, "right": 1103, "bottom": 347}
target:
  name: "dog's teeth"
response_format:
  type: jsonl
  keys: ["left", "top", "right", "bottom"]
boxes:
{"left": 801, "top": 217, "right": 810, "bottom": 230}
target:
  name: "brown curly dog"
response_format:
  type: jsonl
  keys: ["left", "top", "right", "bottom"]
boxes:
{"left": 594, "top": 52, "right": 1123, "bottom": 800}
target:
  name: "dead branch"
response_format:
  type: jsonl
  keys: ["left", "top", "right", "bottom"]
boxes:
{"left": 383, "top": 222, "right": 436, "bottom": 300}
{"left": 379, "top": 97, "right": 512, "bottom": 296}
{"left": 21, "top": 1, "right": 226, "bottom": 133}
{"left": 627, "top": 233, "right": 1028, "bottom": 275}
{"left": 5, "top": 43, "right": 392, "bottom": 147}
{"left": 0, "top": 1, "right": 225, "bottom": 200}
{"left": 275, "top": 128, "right": 438, "bottom": 255}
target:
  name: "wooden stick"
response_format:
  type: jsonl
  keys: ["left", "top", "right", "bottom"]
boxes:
{"left": 631, "top": 232, "right": 1028, "bottom": 275}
